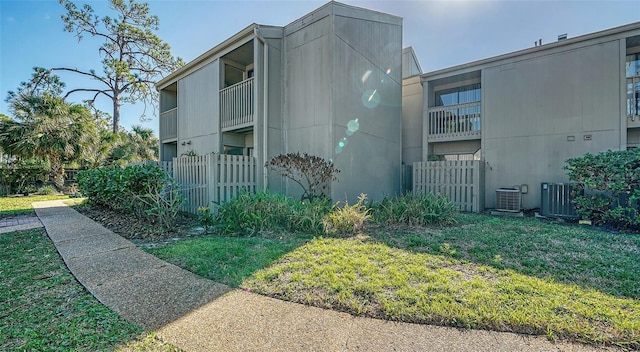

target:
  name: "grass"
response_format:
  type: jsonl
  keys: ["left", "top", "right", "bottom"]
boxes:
{"left": 244, "top": 236, "right": 640, "bottom": 348}
{"left": 0, "top": 229, "right": 143, "bottom": 351}
{"left": 0, "top": 194, "right": 70, "bottom": 217}
{"left": 152, "top": 213, "right": 640, "bottom": 348}
{"left": 146, "top": 233, "right": 313, "bottom": 287}
{"left": 0, "top": 196, "right": 180, "bottom": 351}
{"left": 372, "top": 214, "right": 640, "bottom": 299}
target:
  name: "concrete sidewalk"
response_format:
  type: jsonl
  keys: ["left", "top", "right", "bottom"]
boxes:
{"left": 33, "top": 200, "right": 615, "bottom": 352}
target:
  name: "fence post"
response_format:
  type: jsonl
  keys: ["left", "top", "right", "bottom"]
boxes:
{"left": 208, "top": 154, "right": 216, "bottom": 210}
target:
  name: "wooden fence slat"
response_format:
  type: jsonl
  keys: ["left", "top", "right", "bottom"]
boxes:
{"left": 412, "top": 160, "right": 484, "bottom": 213}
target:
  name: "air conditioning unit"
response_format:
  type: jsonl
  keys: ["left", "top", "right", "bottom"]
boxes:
{"left": 495, "top": 188, "right": 521, "bottom": 212}
{"left": 541, "top": 183, "right": 581, "bottom": 218}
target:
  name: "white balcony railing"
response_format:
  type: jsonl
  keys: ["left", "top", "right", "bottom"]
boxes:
{"left": 160, "top": 107, "right": 177, "bottom": 141}
{"left": 220, "top": 77, "right": 254, "bottom": 130}
{"left": 427, "top": 101, "right": 481, "bottom": 140}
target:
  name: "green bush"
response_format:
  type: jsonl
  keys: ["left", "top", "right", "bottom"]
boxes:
{"left": 215, "top": 192, "right": 330, "bottom": 236}
{"left": 323, "top": 193, "right": 370, "bottom": 236}
{"left": 0, "top": 159, "right": 49, "bottom": 194}
{"left": 77, "top": 164, "right": 183, "bottom": 228}
{"left": 370, "top": 192, "right": 458, "bottom": 226}
{"left": 565, "top": 149, "right": 640, "bottom": 229}
{"left": 36, "top": 185, "right": 57, "bottom": 195}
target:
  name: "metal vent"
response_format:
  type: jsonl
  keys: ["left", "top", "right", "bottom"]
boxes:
{"left": 541, "top": 183, "right": 580, "bottom": 218}
{"left": 495, "top": 188, "right": 521, "bottom": 212}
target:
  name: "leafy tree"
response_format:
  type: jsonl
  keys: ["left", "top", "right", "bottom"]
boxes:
{"left": 0, "top": 94, "right": 98, "bottom": 190}
{"left": 81, "top": 124, "right": 158, "bottom": 168}
{"left": 107, "top": 125, "right": 158, "bottom": 166}
{"left": 266, "top": 152, "right": 340, "bottom": 201}
{"left": 28, "top": 0, "right": 183, "bottom": 133}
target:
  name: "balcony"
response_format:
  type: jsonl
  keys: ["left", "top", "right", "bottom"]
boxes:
{"left": 160, "top": 107, "right": 177, "bottom": 141}
{"left": 427, "top": 101, "right": 481, "bottom": 141}
{"left": 220, "top": 77, "right": 254, "bottom": 131}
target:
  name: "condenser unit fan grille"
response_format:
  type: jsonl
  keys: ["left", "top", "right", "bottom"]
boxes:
{"left": 495, "top": 188, "right": 521, "bottom": 212}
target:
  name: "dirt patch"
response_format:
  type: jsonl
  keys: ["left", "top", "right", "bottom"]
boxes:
{"left": 73, "top": 204, "right": 202, "bottom": 243}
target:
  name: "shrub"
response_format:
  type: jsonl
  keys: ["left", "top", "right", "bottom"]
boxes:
{"left": 197, "top": 206, "right": 216, "bottom": 233}
{"left": 265, "top": 152, "right": 340, "bottom": 201}
{"left": 323, "top": 193, "right": 370, "bottom": 236}
{"left": 565, "top": 149, "right": 640, "bottom": 229}
{"left": 215, "top": 192, "right": 330, "bottom": 236}
{"left": 0, "top": 159, "right": 49, "bottom": 195}
{"left": 370, "top": 192, "right": 458, "bottom": 226}
{"left": 77, "top": 164, "right": 183, "bottom": 228}
{"left": 36, "top": 185, "right": 57, "bottom": 195}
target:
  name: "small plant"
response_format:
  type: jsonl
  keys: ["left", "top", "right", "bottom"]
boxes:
{"left": 266, "top": 152, "right": 340, "bottom": 201}
{"left": 197, "top": 206, "right": 216, "bottom": 232}
{"left": 36, "top": 185, "right": 57, "bottom": 195}
{"left": 438, "top": 242, "right": 456, "bottom": 257}
{"left": 215, "top": 191, "right": 330, "bottom": 236}
{"left": 370, "top": 192, "right": 458, "bottom": 226}
{"left": 323, "top": 193, "right": 371, "bottom": 236}
{"left": 21, "top": 184, "right": 37, "bottom": 195}
{"left": 181, "top": 149, "right": 197, "bottom": 157}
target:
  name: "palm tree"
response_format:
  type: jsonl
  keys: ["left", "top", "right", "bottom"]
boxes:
{"left": 0, "top": 94, "right": 98, "bottom": 190}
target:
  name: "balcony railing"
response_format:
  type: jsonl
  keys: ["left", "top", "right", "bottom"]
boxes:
{"left": 427, "top": 101, "right": 481, "bottom": 140}
{"left": 160, "top": 107, "right": 177, "bottom": 141}
{"left": 220, "top": 77, "right": 254, "bottom": 130}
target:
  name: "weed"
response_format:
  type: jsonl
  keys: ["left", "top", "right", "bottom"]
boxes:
{"left": 323, "top": 193, "right": 371, "bottom": 236}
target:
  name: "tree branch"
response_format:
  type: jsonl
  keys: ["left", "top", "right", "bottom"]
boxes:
{"left": 49, "top": 67, "right": 112, "bottom": 88}
{"left": 64, "top": 88, "right": 113, "bottom": 100}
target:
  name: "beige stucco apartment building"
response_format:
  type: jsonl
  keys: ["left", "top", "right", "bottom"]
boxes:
{"left": 158, "top": 0, "right": 640, "bottom": 211}
{"left": 157, "top": 2, "right": 403, "bottom": 202}
{"left": 404, "top": 22, "right": 640, "bottom": 209}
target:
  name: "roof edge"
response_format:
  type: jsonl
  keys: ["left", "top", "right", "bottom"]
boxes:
{"left": 156, "top": 23, "right": 259, "bottom": 88}
{"left": 422, "top": 20, "right": 640, "bottom": 79}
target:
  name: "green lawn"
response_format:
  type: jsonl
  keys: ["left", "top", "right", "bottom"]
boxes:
{"left": 147, "top": 233, "right": 313, "bottom": 287}
{"left": 0, "top": 194, "right": 70, "bottom": 217}
{"left": 0, "top": 195, "right": 179, "bottom": 351}
{"left": 0, "top": 229, "right": 143, "bottom": 350}
{"left": 152, "top": 214, "right": 640, "bottom": 349}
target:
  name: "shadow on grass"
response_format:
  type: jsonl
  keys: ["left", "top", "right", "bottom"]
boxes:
{"left": 366, "top": 213, "right": 640, "bottom": 300}
{"left": 144, "top": 233, "right": 315, "bottom": 288}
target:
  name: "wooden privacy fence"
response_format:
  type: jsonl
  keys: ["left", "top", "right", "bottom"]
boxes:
{"left": 172, "top": 154, "right": 256, "bottom": 214}
{"left": 413, "top": 160, "right": 484, "bottom": 212}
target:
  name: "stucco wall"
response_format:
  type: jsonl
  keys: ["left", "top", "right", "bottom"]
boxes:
{"left": 482, "top": 40, "right": 623, "bottom": 209}
{"left": 282, "top": 3, "right": 402, "bottom": 202}
{"left": 402, "top": 75, "right": 423, "bottom": 165}
{"left": 177, "top": 62, "right": 220, "bottom": 156}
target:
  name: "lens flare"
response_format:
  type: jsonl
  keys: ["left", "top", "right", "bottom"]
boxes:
{"left": 362, "top": 89, "right": 380, "bottom": 109}
{"left": 386, "top": 68, "right": 392, "bottom": 75}
{"left": 347, "top": 119, "right": 360, "bottom": 136}
{"left": 361, "top": 70, "right": 372, "bottom": 83}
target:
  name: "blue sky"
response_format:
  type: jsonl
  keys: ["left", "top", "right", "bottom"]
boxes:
{"left": 1, "top": 0, "right": 638, "bottom": 135}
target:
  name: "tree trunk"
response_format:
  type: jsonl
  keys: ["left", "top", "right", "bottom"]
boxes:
{"left": 113, "top": 97, "right": 120, "bottom": 133}
{"left": 50, "top": 157, "right": 65, "bottom": 191}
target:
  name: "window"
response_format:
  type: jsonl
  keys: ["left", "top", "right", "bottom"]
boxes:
{"left": 223, "top": 145, "right": 244, "bottom": 155}
{"left": 435, "top": 83, "right": 481, "bottom": 107}
{"left": 628, "top": 54, "right": 640, "bottom": 118}
{"left": 626, "top": 53, "right": 640, "bottom": 78}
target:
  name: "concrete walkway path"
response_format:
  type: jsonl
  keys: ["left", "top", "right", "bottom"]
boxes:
{"left": 33, "top": 200, "right": 616, "bottom": 352}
